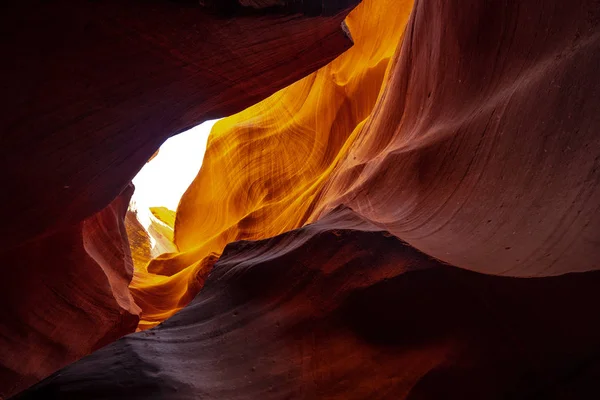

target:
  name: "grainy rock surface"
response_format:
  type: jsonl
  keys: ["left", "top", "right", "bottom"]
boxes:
{"left": 17, "top": 208, "right": 600, "bottom": 399}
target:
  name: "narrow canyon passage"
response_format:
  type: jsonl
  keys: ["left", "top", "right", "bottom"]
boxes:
{"left": 1, "top": 0, "right": 600, "bottom": 398}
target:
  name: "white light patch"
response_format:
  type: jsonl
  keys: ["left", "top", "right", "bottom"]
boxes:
{"left": 130, "top": 119, "right": 218, "bottom": 232}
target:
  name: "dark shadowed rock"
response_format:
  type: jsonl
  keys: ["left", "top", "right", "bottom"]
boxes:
{"left": 16, "top": 208, "right": 600, "bottom": 399}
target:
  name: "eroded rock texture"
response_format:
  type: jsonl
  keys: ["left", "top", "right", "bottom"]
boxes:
{"left": 125, "top": 209, "right": 153, "bottom": 274}
{"left": 0, "top": 185, "right": 140, "bottom": 398}
{"left": 314, "top": 0, "right": 600, "bottom": 277}
{"left": 171, "top": 0, "right": 600, "bottom": 285}
{"left": 3, "top": 0, "right": 600, "bottom": 397}
{"left": 138, "top": 0, "right": 414, "bottom": 328}
{"left": 135, "top": 0, "right": 600, "bottom": 332}
{"left": 0, "top": 0, "right": 359, "bottom": 396}
{"left": 1, "top": 0, "right": 358, "bottom": 249}
{"left": 17, "top": 208, "right": 600, "bottom": 399}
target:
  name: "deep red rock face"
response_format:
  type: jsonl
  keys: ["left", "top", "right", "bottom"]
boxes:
{"left": 0, "top": 185, "right": 140, "bottom": 398}
{"left": 167, "top": 0, "right": 600, "bottom": 295}
{"left": 0, "top": 0, "right": 358, "bottom": 250}
{"left": 314, "top": 0, "right": 600, "bottom": 276}
{"left": 15, "top": 208, "right": 600, "bottom": 399}
{"left": 3, "top": 0, "right": 600, "bottom": 397}
{"left": 0, "top": 1, "right": 359, "bottom": 396}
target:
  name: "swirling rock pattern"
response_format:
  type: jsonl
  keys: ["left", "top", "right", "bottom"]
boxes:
{"left": 0, "top": 185, "right": 140, "bottom": 398}
{"left": 125, "top": 209, "right": 153, "bottom": 273}
{"left": 17, "top": 208, "right": 600, "bottom": 399}
{"left": 137, "top": 0, "right": 414, "bottom": 328}
{"left": 3, "top": 0, "right": 600, "bottom": 397}
{"left": 0, "top": 0, "right": 359, "bottom": 249}
{"left": 314, "top": 0, "right": 600, "bottom": 277}
{"left": 140, "top": 0, "right": 600, "bottom": 333}
{"left": 0, "top": 0, "right": 359, "bottom": 396}
{"left": 172, "top": 0, "right": 600, "bottom": 285}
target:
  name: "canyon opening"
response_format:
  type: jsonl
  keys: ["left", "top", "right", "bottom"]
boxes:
{"left": 2, "top": 0, "right": 600, "bottom": 398}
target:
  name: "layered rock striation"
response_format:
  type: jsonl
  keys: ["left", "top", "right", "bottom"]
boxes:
{"left": 17, "top": 208, "right": 600, "bottom": 399}
{"left": 0, "top": 0, "right": 359, "bottom": 396}
{"left": 2, "top": 0, "right": 600, "bottom": 397}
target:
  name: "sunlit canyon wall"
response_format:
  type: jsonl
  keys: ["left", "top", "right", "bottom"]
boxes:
{"left": 2, "top": 0, "right": 600, "bottom": 398}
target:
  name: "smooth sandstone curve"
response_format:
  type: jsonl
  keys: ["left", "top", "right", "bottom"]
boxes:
{"left": 171, "top": 0, "right": 600, "bottom": 281}
{"left": 0, "top": 185, "right": 140, "bottom": 398}
{"left": 17, "top": 208, "right": 600, "bottom": 399}
{"left": 0, "top": 0, "right": 360, "bottom": 395}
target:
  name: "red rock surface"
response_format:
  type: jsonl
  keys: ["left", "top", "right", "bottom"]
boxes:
{"left": 314, "top": 0, "right": 600, "bottom": 276}
{"left": 0, "top": 0, "right": 358, "bottom": 250}
{"left": 16, "top": 208, "right": 600, "bottom": 399}
{"left": 0, "top": 185, "right": 140, "bottom": 398}
{"left": 163, "top": 0, "right": 600, "bottom": 315}
{"left": 133, "top": 0, "right": 414, "bottom": 328}
{"left": 3, "top": 0, "right": 600, "bottom": 397}
{"left": 0, "top": 1, "right": 359, "bottom": 396}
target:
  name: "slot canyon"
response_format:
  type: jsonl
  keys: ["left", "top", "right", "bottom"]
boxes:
{"left": 1, "top": 0, "right": 600, "bottom": 398}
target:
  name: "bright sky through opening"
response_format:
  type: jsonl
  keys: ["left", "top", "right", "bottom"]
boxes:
{"left": 130, "top": 119, "right": 218, "bottom": 229}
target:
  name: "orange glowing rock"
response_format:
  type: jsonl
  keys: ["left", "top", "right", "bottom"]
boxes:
{"left": 311, "top": 0, "right": 600, "bottom": 277}
{"left": 4, "top": 0, "right": 600, "bottom": 396}
{"left": 0, "top": 0, "right": 361, "bottom": 394}
{"left": 133, "top": 0, "right": 600, "bottom": 332}
{"left": 131, "top": 0, "right": 415, "bottom": 329}
{"left": 148, "top": 207, "right": 178, "bottom": 256}
{"left": 126, "top": 209, "right": 153, "bottom": 273}
{"left": 175, "top": 0, "right": 414, "bottom": 252}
